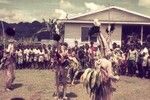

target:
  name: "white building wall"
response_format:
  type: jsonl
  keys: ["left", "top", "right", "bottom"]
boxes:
{"left": 64, "top": 23, "right": 122, "bottom": 46}
{"left": 64, "top": 23, "right": 92, "bottom": 46}
{"left": 100, "top": 24, "right": 122, "bottom": 45}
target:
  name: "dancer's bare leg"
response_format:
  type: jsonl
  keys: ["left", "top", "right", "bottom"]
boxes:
{"left": 5, "top": 70, "right": 13, "bottom": 91}
{"left": 63, "top": 85, "right": 67, "bottom": 99}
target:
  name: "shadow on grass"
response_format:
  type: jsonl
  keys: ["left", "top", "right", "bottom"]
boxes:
{"left": 112, "top": 87, "right": 116, "bottom": 92}
{"left": 53, "top": 92, "right": 77, "bottom": 100}
{"left": 66, "top": 92, "right": 77, "bottom": 99}
{"left": 11, "top": 83, "right": 23, "bottom": 90}
{"left": 11, "top": 97, "right": 25, "bottom": 100}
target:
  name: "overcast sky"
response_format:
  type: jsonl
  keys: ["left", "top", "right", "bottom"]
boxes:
{"left": 0, "top": 0, "right": 150, "bottom": 23}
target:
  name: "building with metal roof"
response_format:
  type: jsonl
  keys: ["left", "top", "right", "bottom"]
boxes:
{"left": 61, "top": 6, "right": 150, "bottom": 46}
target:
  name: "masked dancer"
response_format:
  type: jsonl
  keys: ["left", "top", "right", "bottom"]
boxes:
{"left": 1, "top": 28, "right": 16, "bottom": 91}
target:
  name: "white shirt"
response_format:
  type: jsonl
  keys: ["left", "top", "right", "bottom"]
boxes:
{"left": 18, "top": 49, "right": 23, "bottom": 57}
{"left": 38, "top": 50, "right": 44, "bottom": 62}
{"left": 6, "top": 43, "right": 14, "bottom": 54}
{"left": 33, "top": 49, "right": 40, "bottom": 55}
{"left": 24, "top": 49, "right": 30, "bottom": 56}
{"left": 141, "top": 47, "right": 148, "bottom": 55}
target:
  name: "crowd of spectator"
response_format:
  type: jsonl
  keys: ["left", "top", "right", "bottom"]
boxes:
{"left": 0, "top": 40, "right": 150, "bottom": 79}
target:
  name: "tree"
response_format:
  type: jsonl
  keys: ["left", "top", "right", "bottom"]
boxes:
{"left": 43, "top": 19, "right": 65, "bottom": 42}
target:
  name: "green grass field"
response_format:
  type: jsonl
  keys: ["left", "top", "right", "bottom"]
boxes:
{"left": 0, "top": 70, "right": 150, "bottom": 100}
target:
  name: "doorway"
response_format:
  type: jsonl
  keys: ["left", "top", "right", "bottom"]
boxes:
{"left": 121, "top": 24, "right": 141, "bottom": 46}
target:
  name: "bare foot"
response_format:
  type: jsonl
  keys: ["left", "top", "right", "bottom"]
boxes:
{"left": 5, "top": 88, "right": 12, "bottom": 92}
{"left": 63, "top": 96, "right": 68, "bottom": 100}
{"left": 71, "top": 82, "right": 75, "bottom": 86}
{"left": 54, "top": 96, "right": 58, "bottom": 100}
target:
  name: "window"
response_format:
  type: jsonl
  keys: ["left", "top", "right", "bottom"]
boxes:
{"left": 81, "top": 27, "right": 97, "bottom": 42}
{"left": 81, "top": 27, "right": 89, "bottom": 41}
{"left": 90, "top": 32, "right": 98, "bottom": 42}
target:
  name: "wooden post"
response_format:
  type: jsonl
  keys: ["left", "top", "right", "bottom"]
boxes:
{"left": 141, "top": 25, "right": 143, "bottom": 45}
{"left": 56, "top": 65, "right": 59, "bottom": 98}
{"left": 97, "top": 32, "right": 105, "bottom": 57}
{"left": 55, "top": 43, "right": 60, "bottom": 98}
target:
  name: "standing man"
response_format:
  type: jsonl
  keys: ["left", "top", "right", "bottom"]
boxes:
{"left": 140, "top": 45, "right": 149, "bottom": 78}
{"left": 127, "top": 46, "right": 138, "bottom": 76}
{"left": 88, "top": 42, "right": 96, "bottom": 68}
{"left": 74, "top": 40, "right": 79, "bottom": 55}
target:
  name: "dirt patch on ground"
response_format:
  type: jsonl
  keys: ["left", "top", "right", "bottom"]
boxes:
{"left": 0, "top": 70, "right": 150, "bottom": 100}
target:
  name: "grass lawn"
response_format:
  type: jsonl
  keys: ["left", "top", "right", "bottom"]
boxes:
{"left": 0, "top": 69, "right": 150, "bottom": 100}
